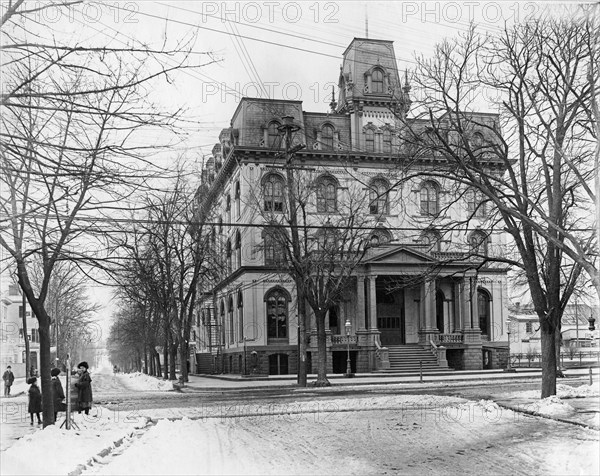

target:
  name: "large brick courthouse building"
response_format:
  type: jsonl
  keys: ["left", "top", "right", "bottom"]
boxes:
{"left": 192, "top": 37, "right": 510, "bottom": 376}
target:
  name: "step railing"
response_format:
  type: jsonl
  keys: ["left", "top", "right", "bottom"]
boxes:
{"left": 430, "top": 339, "right": 449, "bottom": 368}
{"left": 438, "top": 333, "right": 464, "bottom": 344}
{"left": 375, "top": 336, "right": 390, "bottom": 370}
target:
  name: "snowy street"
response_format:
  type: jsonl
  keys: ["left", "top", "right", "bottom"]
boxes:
{"left": 1, "top": 366, "right": 599, "bottom": 475}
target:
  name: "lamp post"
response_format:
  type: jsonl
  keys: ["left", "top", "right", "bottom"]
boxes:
{"left": 345, "top": 318, "right": 353, "bottom": 378}
{"left": 504, "top": 322, "right": 516, "bottom": 372}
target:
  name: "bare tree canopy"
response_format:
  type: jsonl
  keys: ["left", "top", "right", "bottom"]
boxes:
{"left": 0, "top": 0, "right": 214, "bottom": 425}
{"left": 399, "top": 8, "right": 598, "bottom": 397}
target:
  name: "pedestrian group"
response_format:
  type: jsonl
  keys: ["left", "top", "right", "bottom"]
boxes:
{"left": 3, "top": 362, "right": 93, "bottom": 425}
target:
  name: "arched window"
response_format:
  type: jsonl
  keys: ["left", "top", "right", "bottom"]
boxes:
{"left": 226, "top": 239, "right": 232, "bottom": 273}
{"left": 235, "top": 230, "right": 242, "bottom": 268}
{"left": 321, "top": 124, "right": 334, "bottom": 150}
{"left": 263, "top": 174, "right": 285, "bottom": 212}
{"left": 365, "top": 129, "right": 375, "bottom": 152}
{"left": 218, "top": 216, "right": 223, "bottom": 233}
{"left": 478, "top": 288, "right": 491, "bottom": 337}
{"left": 263, "top": 230, "right": 286, "bottom": 266}
{"left": 315, "top": 224, "right": 339, "bottom": 253}
{"left": 316, "top": 176, "right": 337, "bottom": 213}
{"left": 219, "top": 300, "right": 225, "bottom": 345}
{"left": 472, "top": 132, "right": 484, "bottom": 148}
{"left": 383, "top": 129, "right": 392, "bottom": 153}
{"left": 372, "top": 68, "right": 384, "bottom": 93}
{"left": 469, "top": 231, "right": 488, "bottom": 256}
{"left": 234, "top": 181, "right": 241, "bottom": 218}
{"left": 466, "top": 189, "right": 486, "bottom": 218}
{"left": 420, "top": 229, "right": 441, "bottom": 252}
{"left": 265, "top": 288, "right": 289, "bottom": 340}
{"left": 267, "top": 121, "right": 281, "bottom": 148}
{"left": 228, "top": 295, "right": 234, "bottom": 344}
{"left": 420, "top": 181, "right": 439, "bottom": 215}
{"left": 369, "top": 178, "right": 389, "bottom": 215}
{"left": 237, "top": 290, "right": 244, "bottom": 342}
{"left": 225, "top": 195, "right": 231, "bottom": 223}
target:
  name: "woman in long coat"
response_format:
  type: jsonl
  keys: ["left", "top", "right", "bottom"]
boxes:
{"left": 75, "top": 361, "right": 93, "bottom": 415}
{"left": 51, "top": 368, "right": 65, "bottom": 421}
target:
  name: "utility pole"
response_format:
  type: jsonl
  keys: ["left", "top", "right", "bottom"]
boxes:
{"left": 18, "top": 277, "right": 31, "bottom": 377}
{"left": 278, "top": 116, "right": 307, "bottom": 386}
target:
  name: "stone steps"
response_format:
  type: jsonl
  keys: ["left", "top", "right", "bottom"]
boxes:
{"left": 384, "top": 344, "right": 452, "bottom": 372}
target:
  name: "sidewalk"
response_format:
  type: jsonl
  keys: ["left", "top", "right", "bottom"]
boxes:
{"left": 181, "top": 367, "right": 600, "bottom": 391}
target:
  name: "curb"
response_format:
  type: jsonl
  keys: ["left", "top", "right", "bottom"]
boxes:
{"left": 178, "top": 373, "right": 595, "bottom": 393}
{"left": 495, "top": 401, "right": 600, "bottom": 431}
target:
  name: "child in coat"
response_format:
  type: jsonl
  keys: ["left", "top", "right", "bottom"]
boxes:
{"left": 27, "top": 377, "right": 42, "bottom": 425}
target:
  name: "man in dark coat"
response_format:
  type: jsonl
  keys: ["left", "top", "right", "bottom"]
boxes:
{"left": 3, "top": 365, "right": 15, "bottom": 396}
{"left": 75, "top": 361, "right": 93, "bottom": 415}
{"left": 51, "top": 368, "right": 65, "bottom": 422}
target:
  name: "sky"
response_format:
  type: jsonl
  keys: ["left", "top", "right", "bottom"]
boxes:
{"left": 41, "top": 0, "right": 574, "bottom": 163}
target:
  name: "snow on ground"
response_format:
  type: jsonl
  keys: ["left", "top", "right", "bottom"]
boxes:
{"left": 2, "top": 373, "right": 599, "bottom": 476}
{"left": 498, "top": 382, "right": 599, "bottom": 423}
{"left": 85, "top": 398, "right": 599, "bottom": 476}
{"left": 118, "top": 372, "right": 174, "bottom": 392}
{"left": 516, "top": 382, "right": 600, "bottom": 399}
{"left": 0, "top": 406, "right": 149, "bottom": 476}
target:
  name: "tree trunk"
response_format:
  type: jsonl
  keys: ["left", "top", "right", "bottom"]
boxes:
{"left": 297, "top": 285, "right": 307, "bottom": 387}
{"left": 179, "top": 339, "right": 188, "bottom": 382}
{"left": 163, "top": 337, "right": 169, "bottom": 380}
{"left": 154, "top": 351, "right": 162, "bottom": 378}
{"left": 37, "top": 315, "right": 54, "bottom": 427}
{"left": 313, "top": 310, "right": 330, "bottom": 387}
{"left": 143, "top": 347, "right": 148, "bottom": 375}
{"left": 169, "top": 339, "right": 177, "bottom": 380}
{"left": 540, "top": 320, "right": 557, "bottom": 398}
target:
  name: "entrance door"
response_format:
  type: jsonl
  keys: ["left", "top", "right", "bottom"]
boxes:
{"left": 436, "top": 289, "right": 445, "bottom": 333}
{"left": 377, "top": 288, "right": 405, "bottom": 345}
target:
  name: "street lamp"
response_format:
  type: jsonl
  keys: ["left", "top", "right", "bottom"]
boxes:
{"left": 345, "top": 318, "right": 353, "bottom": 378}
{"left": 504, "top": 322, "right": 516, "bottom": 372}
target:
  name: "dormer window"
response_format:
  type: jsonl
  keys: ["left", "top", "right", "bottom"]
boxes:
{"left": 267, "top": 121, "right": 281, "bottom": 148}
{"left": 321, "top": 124, "right": 334, "bottom": 150}
{"left": 372, "top": 68, "right": 384, "bottom": 93}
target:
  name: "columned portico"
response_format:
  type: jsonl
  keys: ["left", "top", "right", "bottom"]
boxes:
{"left": 418, "top": 279, "right": 439, "bottom": 345}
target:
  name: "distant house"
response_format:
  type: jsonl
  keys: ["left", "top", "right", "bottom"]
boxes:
{"left": 0, "top": 280, "right": 40, "bottom": 377}
{"left": 508, "top": 303, "right": 599, "bottom": 355}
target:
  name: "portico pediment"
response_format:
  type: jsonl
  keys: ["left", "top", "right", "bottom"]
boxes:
{"left": 365, "top": 245, "right": 435, "bottom": 265}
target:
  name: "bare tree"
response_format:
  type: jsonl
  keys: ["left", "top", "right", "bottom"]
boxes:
{"left": 245, "top": 121, "right": 380, "bottom": 386}
{"left": 109, "top": 167, "right": 212, "bottom": 381}
{"left": 30, "top": 260, "right": 101, "bottom": 369}
{"left": 0, "top": 1, "right": 213, "bottom": 425}
{"left": 398, "top": 11, "right": 597, "bottom": 397}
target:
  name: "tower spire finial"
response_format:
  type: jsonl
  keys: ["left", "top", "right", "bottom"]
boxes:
{"left": 365, "top": 7, "right": 368, "bottom": 38}
{"left": 329, "top": 86, "right": 337, "bottom": 112}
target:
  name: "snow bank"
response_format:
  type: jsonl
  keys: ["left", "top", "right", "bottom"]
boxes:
{"left": 516, "top": 383, "right": 600, "bottom": 399}
{"left": 0, "top": 407, "right": 149, "bottom": 476}
{"left": 119, "top": 372, "right": 174, "bottom": 392}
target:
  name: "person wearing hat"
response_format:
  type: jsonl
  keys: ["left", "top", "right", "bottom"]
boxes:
{"left": 51, "top": 368, "right": 65, "bottom": 422}
{"left": 27, "top": 376, "right": 42, "bottom": 425}
{"left": 75, "top": 362, "right": 93, "bottom": 415}
{"left": 2, "top": 365, "right": 15, "bottom": 396}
